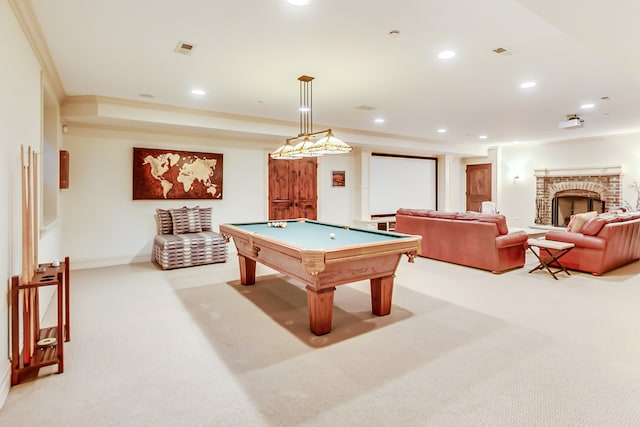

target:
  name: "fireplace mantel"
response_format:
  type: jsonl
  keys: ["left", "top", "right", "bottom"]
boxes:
{"left": 534, "top": 166, "right": 623, "bottom": 178}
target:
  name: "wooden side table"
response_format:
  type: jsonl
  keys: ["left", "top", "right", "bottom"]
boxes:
{"left": 527, "top": 239, "right": 575, "bottom": 280}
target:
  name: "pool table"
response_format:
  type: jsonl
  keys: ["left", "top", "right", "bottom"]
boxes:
{"left": 219, "top": 219, "right": 421, "bottom": 335}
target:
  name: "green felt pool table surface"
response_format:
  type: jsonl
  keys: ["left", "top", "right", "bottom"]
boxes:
{"left": 232, "top": 220, "right": 401, "bottom": 249}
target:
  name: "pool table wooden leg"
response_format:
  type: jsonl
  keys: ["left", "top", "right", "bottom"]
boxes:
{"left": 238, "top": 255, "right": 256, "bottom": 285}
{"left": 370, "top": 275, "right": 394, "bottom": 316}
{"left": 306, "top": 286, "right": 336, "bottom": 335}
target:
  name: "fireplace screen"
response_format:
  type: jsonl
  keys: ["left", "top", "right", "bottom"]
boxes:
{"left": 552, "top": 195, "right": 604, "bottom": 227}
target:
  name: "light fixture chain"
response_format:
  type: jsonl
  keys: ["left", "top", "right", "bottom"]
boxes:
{"left": 299, "top": 79, "right": 304, "bottom": 135}
{"left": 308, "top": 79, "right": 312, "bottom": 135}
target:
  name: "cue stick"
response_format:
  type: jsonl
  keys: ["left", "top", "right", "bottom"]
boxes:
{"left": 20, "top": 146, "right": 28, "bottom": 282}
{"left": 32, "top": 150, "right": 38, "bottom": 273}
{"left": 27, "top": 146, "right": 33, "bottom": 281}
{"left": 26, "top": 146, "right": 36, "bottom": 360}
{"left": 21, "top": 146, "right": 32, "bottom": 364}
{"left": 32, "top": 150, "right": 41, "bottom": 339}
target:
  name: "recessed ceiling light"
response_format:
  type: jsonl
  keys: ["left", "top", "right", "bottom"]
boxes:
{"left": 437, "top": 128, "right": 447, "bottom": 133}
{"left": 299, "top": 107, "right": 310, "bottom": 112}
{"left": 479, "top": 135, "right": 488, "bottom": 139}
{"left": 520, "top": 81, "right": 536, "bottom": 88}
{"left": 438, "top": 50, "right": 456, "bottom": 60}
{"left": 287, "top": 0, "right": 310, "bottom": 5}
{"left": 374, "top": 118, "right": 385, "bottom": 123}
{"left": 191, "top": 89, "right": 206, "bottom": 95}
{"left": 139, "top": 93, "right": 154, "bottom": 98}
{"left": 581, "top": 103, "right": 595, "bottom": 109}
{"left": 512, "top": 140, "right": 520, "bottom": 144}
{"left": 388, "top": 30, "right": 400, "bottom": 37}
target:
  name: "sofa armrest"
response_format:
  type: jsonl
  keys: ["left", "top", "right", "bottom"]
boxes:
{"left": 545, "top": 230, "right": 605, "bottom": 250}
{"left": 495, "top": 231, "right": 528, "bottom": 249}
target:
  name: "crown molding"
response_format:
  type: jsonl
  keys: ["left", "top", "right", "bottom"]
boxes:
{"left": 534, "top": 166, "right": 623, "bottom": 178}
{"left": 9, "top": 0, "right": 66, "bottom": 102}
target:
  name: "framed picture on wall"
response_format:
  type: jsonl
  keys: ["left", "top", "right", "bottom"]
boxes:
{"left": 132, "top": 147, "right": 223, "bottom": 200}
{"left": 332, "top": 170, "right": 345, "bottom": 187}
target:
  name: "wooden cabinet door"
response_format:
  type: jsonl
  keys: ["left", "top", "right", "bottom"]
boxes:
{"left": 268, "top": 157, "right": 296, "bottom": 219}
{"left": 268, "top": 157, "right": 317, "bottom": 220}
{"left": 466, "top": 163, "right": 492, "bottom": 212}
{"left": 293, "top": 158, "right": 317, "bottom": 220}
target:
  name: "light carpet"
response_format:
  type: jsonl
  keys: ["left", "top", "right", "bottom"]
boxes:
{"left": 1, "top": 252, "right": 640, "bottom": 426}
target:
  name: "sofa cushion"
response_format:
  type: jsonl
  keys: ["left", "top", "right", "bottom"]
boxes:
{"left": 545, "top": 230, "right": 606, "bottom": 250}
{"left": 396, "top": 208, "right": 433, "bottom": 217}
{"left": 156, "top": 208, "right": 173, "bottom": 235}
{"left": 154, "top": 231, "right": 225, "bottom": 250}
{"left": 170, "top": 207, "right": 202, "bottom": 234}
{"left": 397, "top": 209, "right": 509, "bottom": 234}
{"left": 199, "top": 207, "right": 213, "bottom": 231}
{"left": 567, "top": 211, "right": 597, "bottom": 232}
{"left": 580, "top": 216, "right": 608, "bottom": 236}
{"left": 425, "top": 210, "right": 458, "bottom": 219}
{"left": 476, "top": 215, "right": 509, "bottom": 235}
{"left": 581, "top": 212, "right": 640, "bottom": 236}
{"left": 455, "top": 213, "right": 509, "bottom": 235}
{"left": 153, "top": 231, "right": 228, "bottom": 270}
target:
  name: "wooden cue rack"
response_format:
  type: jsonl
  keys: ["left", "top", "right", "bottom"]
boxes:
{"left": 10, "top": 256, "right": 71, "bottom": 386}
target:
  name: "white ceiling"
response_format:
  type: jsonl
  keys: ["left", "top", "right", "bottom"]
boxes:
{"left": 29, "top": 0, "right": 640, "bottom": 148}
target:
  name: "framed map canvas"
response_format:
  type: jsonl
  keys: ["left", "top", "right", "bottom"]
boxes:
{"left": 133, "top": 147, "right": 223, "bottom": 200}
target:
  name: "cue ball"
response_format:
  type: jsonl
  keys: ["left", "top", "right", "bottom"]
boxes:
{"left": 329, "top": 233, "right": 336, "bottom": 239}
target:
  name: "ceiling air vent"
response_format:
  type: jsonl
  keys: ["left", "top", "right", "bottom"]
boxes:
{"left": 492, "top": 47, "right": 512, "bottom": 56}
{"left": 175, "top": 41, "right": 197, "bottom": 55}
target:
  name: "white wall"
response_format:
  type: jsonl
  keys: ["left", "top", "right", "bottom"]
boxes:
{"left": 438, "top": 154, "right": 467, "bottom": 212}
{"left": 0, "top": 0, "right": 62, "bottom": 407}
{"left": 61, "top": 127, "right": 273, "bottom": 268}
{"left": 317, "top": 152, "right": 357, "bottom": 225}
{"left": 498, "top": 134, "right": 640, "bottom": 227}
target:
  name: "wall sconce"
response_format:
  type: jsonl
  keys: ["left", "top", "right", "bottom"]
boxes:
{"left": 511, "top": 169, "right": 522, "bottom": 181}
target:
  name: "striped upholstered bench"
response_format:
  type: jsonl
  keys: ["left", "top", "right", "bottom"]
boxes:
{"left": 153, "top": 207, "right": 228, "bottom": 270}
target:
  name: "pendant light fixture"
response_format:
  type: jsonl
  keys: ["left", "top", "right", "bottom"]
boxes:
{"left": 271, "top": 75, "right": 352, "bottom": 159}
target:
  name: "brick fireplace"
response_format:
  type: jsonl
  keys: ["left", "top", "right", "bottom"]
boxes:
{"left": 534, "top": 166, "right": 622, "bottom": 226}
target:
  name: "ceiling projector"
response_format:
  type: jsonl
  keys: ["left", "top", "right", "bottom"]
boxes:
{"left": 559, "top": 115, "right": 584, "bottom": 129}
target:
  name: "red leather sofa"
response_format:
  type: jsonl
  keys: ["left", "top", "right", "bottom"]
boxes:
{"left": 545, "top": 212, "right": 640, "bottom": 275}
{"left": 395, "top": 209, "right": 528, "bottom": 273}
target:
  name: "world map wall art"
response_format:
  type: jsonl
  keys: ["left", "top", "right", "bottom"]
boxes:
{"left": 132, "top": 147, "right": 223, "bottom": 200}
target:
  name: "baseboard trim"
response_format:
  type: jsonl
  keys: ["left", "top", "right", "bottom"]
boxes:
{"left": 0, "top": 362, "right": 11, "bottom": 411}
{"left": 72, "top": 252, "right": 153, "bottom": 270}
{"left": 69, "top": 247, "right": 237, "bottom": 270}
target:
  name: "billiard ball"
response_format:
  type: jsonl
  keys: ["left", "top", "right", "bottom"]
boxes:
{"left": 329, "top": 233, "right": 336, "bottom": 239}
{"left": 282, "top": 222, "right": 287, "bottom": 228}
